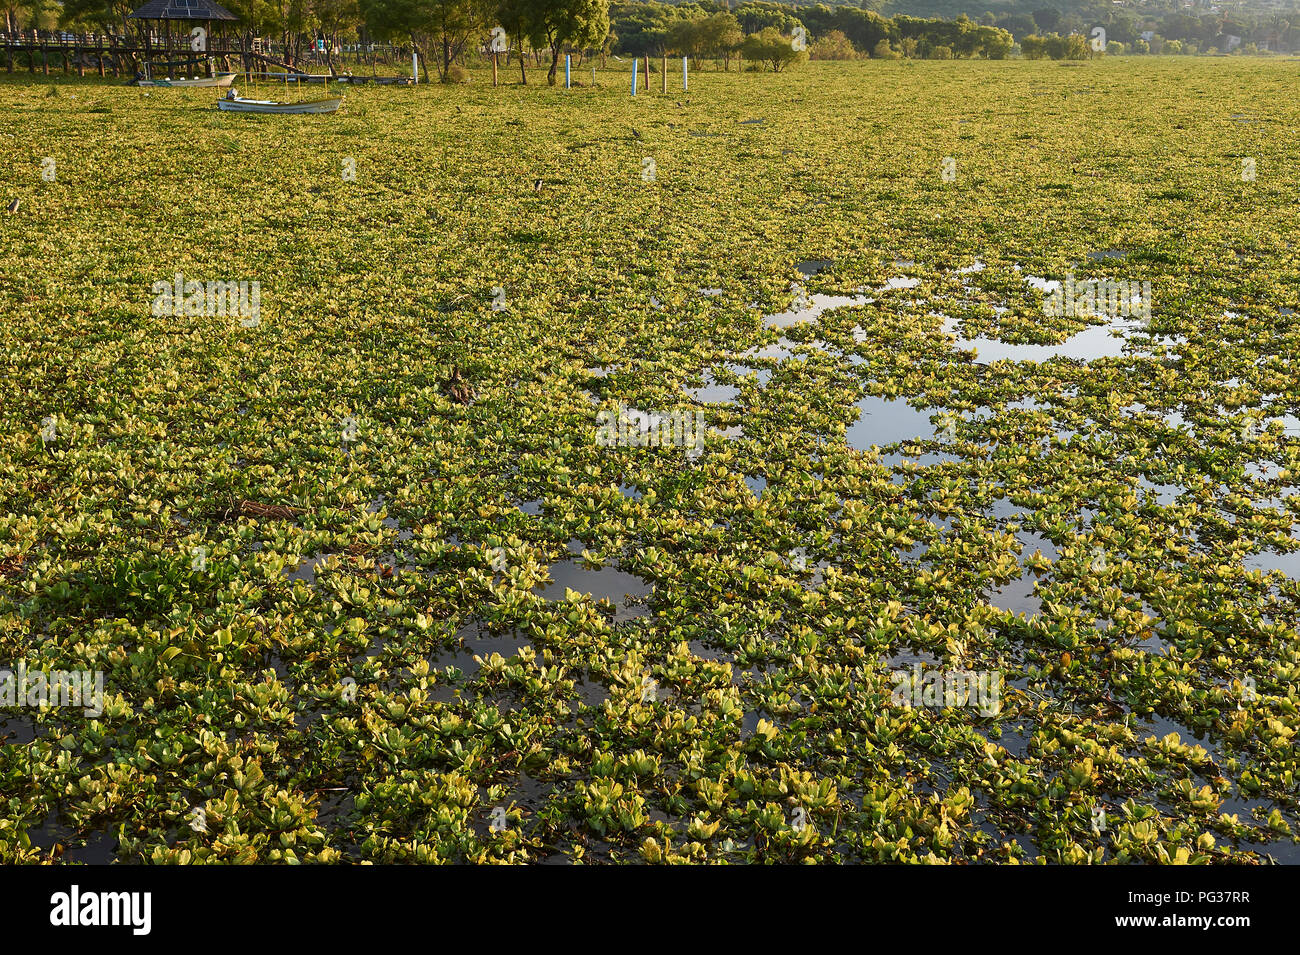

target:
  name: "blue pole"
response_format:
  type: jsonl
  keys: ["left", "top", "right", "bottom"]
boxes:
{"left": 682, "top": 56, "right": 688, "bottom": 92}
{"left": 565, "top": 54, "right": 570, "bottom": 88}
{"left": 631, "top": 58, "right": 637, "bottom": 95}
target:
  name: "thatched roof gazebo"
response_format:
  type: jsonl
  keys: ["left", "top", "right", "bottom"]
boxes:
{"left": 128, "top": 0, "right": 239, "bottom": 80}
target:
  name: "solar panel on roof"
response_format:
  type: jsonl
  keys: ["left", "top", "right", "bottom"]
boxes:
{"left": 128, "top": 0, "right": 238, "bottom": 20}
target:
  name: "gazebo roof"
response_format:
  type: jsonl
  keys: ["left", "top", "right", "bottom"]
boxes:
{"left": 128, "top": 0, "right": 238, "bottom": 21}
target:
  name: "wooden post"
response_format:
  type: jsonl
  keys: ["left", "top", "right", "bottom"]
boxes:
{"left": 661, "top": 55, "right": 666, "bottom": 93}
{"left": 97, "top": 36, "right": 105, "bottom": 77}
{"left": 643, "top": 55, "right": 649, "bottom": 91}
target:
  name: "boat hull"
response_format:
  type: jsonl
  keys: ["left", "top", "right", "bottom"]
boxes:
{"left": 217, "top": 97, "right": 343, "bottom": 114}
{"left": 138, "top": 73, "right": 237, "bottom": 88}
{"left": 250, "top": 72, "right": 334, "bottom": 83}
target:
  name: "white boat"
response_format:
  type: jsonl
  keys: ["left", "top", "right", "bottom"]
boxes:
{"left": 249, "top": 71, "right": 334, "bottom": 83}
{"left": 137, "top": 72, "right": 238, "bottom": 88}
{"left": 217, "top": 92, "right": 343, "bottom": 114}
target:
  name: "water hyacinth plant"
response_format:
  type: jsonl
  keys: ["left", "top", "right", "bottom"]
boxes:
{"left": 0, "top": 52, "right": 1298, "bottom": 871}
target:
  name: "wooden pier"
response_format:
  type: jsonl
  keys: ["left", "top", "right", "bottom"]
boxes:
{"left": 0, "top": 31, "right": 247, "bottom": 78}
{"left": 0, "top": 31, "right": 415, "bottom": 82}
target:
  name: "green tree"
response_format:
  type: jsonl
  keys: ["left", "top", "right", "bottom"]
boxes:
{"left": 667, "top": 15, "right": 704, "bottom": 65}
{"left": 871, "top": 37, "right": 897, "bottom": 58}
{"left": 1030, "top": 7, "right": 1059, "bottom": 33}
{"left": 733, "top": 1, "right": 799, "bottom": 35}
{"left": 740, "top": 25, "right": 805, "bottom": 72}
{"left": 57, "top": 0, "right": 132, "bottom": 33}
{"left": 312, "top": 0, "right": 361, "bottom": 75}
{"left": 496, "top": 0, "right": 530, "bottom": 82}
{"left": 223, "top": 0, "right": 291, "bottom": 46}
{"left": 525, "top": 0, "right": 609, "bottom": 86}
{"left": 697, "top": 11, "right": 741, "bottom": 70}
{"left": 360, "top": 0, "right": 429, "bottom": 77}
{"left": 425, "top": 0, "right": 487, "bottom": 81}
{"left": 981, "top": 29, "right": 1012, "bottom": 59}
{"left": 810, "top": 28, "right": 857, "bottom": 60}
{"left": 1064, "top": 32, "right": 1089, "bottom": 59}
{"left": 608, "top": 0, "right": 683, "bottom": 57}
{"left": 8, "top": 0, "right": 56, "bottom": 31}
{"left": 361, "top": 0, "right": 488, "bottom": 81}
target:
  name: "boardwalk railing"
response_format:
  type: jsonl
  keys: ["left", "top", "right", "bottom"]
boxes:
{"left": 1, "top": 31, "right": 247, "bottom": 77}
{"left": 0, "top": 31, "right": 197, "bottom": 51}
{"left": 0, "top": 31, "right": 419, "bottom": 78}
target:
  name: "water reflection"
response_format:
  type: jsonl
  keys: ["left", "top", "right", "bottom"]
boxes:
{"left": 847, "top": 395, "right": 949, "bottom": 451}
{"left": 537, "top": 560, "right": 652, "bottom": 620}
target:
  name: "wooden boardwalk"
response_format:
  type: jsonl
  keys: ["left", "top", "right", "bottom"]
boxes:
{"left": 0, "top": 32, "right": 417, "bottom": 82}
{"left": 0, "top": 31, "right": 246, "bottom": 77}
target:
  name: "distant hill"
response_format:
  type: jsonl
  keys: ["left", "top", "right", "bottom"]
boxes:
{"left": 707, "top": 0, "right": 1300, "bottom": 50}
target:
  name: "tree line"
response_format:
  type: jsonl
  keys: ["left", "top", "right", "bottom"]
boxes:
{"left": 613, "top": 3, "right": 1014, "bottom": 60}
{"left": 865, "top": 1, "right": 1300, "bottom": 54}
{"left": 15, "top": 0, "right": 1020, "bottom": 81}
{"left": 18, "top": 0, "right": 1278, "bottom": 83}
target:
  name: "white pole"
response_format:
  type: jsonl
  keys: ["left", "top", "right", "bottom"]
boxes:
{"left": 682, "top": 56, "right": 688, "bottom": 92}
{"left": 412, "top": 51, "right": 418, "bottom": 83}
{"left": 631, "top": 57, "right": 637, "bottom": 96}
